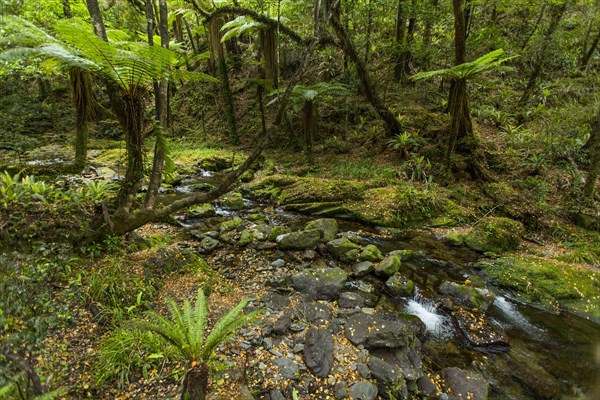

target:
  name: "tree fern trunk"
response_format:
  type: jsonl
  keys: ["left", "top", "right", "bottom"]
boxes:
{"left": 394, "top": 0, "right": 407, "bottom": 81}
{"left": 70, "top": 69, "right": 93, "bottom": 171}
{"left": 261, "top": 27, "right": 278, "bottom": 88}
{"left": 302, "top": 100, "right": 315, "bottom": 150}
{"left": 584, "top": 113, "right": 600, "bottom": 200}
{"left": 181, "top": 363, "right": 209, "bottom": 400}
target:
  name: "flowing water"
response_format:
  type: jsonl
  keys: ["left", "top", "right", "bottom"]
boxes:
{"left": 169, "top": 175, "right": 600, "bottom": 399}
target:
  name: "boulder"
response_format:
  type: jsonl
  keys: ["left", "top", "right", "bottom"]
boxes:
{"left": 328, "top": 237, "right": 360, "bottom": 263}
{"left": 277, "top": 229, "right": 321, "bottom": 250}
{"left": 349, "top": 382, "right": 378, "bottom": 400}
{"left": 261, "top": 292, "right": 290, "bottom": 311}
{"left": 303, "top": 327, "right": 334, "bottom": 377}
{"left": 352, "top": 261, "right": 374, "bottom": 277}
{"left": 198, "top": 155, "right": 231, "bottom": 171}
{"left": 221, "top": 192, "right": 245, "bottom": 209}
{"left": 451, "top": 308, "right": 509, "bottom": 350}
{"left": 438, "top": 281, "right": 495, "bottom": 311}
{"left": 345, "top": 312, "right": 419, "bottom": 349}
{"left": 273, "top": 357, "right": 299, "bottom": 379}
{"left": 338, "top": 292, "right": 366, "bottom": 309}
{"left": 305, "top": 218, "right": 339, "bottom": 242}
{"left": 438, "top": 367, "right": 489, "bottom": 400}
{"left": 385, "top": 273, "right": 415, "bottom": 297}
{"left": 360, "top": 244, "right": 384, "bottom": 262}
{"left": 198, "top": 236, "right": 220, "bottom": 252}
{"left": 296, "top": 301, "right": 332, "bottom": 323}
{"left": 219, "top": 217, "right": 243, "bottom": 232}
{"left": 187, "top": 203, "right": 216, "bottom": 218}
{"left": 267, "top": 225, "right": 291, "bottom": 241}
{"left": 375, "top": 255, "right": 402, "bottom": 277}
{"left": 464, "top": 217, "right": 524, "bottom": 253}
{"left": 291, "top": 268, "right": 348, "bottom": 300}
{"left": 238, "top": 229, "right": 254, "bottom": 246}
{"left": 368, "top": 356, "right": 408, "bottom": 400}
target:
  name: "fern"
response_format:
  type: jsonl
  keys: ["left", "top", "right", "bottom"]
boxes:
{"left": 412, "top": 49, "right": 516, "bottom": 81}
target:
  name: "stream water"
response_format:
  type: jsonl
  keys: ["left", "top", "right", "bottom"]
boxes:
{"left": 165, "top": 174, "right": 600, "bottom": 399}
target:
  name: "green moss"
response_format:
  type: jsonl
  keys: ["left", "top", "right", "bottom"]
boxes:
{"left": 267, "top": 225, "right": 291, "bottom": 241}
{"left": 478, "top": 255, "right": 600, "bottom": 318}
{"left": 445, "top": 233, "right": 465, "bottom": 246}
{"left": 219, "top": 217, "right": 243, "bottom": 232}
{"left": 464, "top": 217, "right": 525, "bottom": 253}
{"left": 238, "top": 229, "right": 254, "bottom": 246}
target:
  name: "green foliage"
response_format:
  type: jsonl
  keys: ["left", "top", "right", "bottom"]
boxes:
{"left": 131, "top": 289, "right": 258, "bottom": 364}
{"left": 412, "top": 49, "right": 516, "bottom": 81}
{"left": 95, "top": 328, "right": 173, "bottom": 388}
{"left": 268, "top": 82, "right": 349, "bottom": 113}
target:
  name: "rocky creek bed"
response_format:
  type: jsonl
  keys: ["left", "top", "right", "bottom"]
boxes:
{"left": 146, "top": 172, "right": 600, "bottom": 400}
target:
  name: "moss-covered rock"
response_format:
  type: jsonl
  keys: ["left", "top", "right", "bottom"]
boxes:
{"left": 219, "top": 217, "right": 243, "bottom": 232}
{"left": 385, "top": 273, "right": 415, "bottom": 296}
{"left": 239, "top": 229, "right": 254, "bottom": 246}
{"left": 327, "top": 237, "right": 360, "bottom": 263}
{"left": 388, "top": 249, "right": 420, "bottom": 261}
{"left": 305, "top": 218, "right": 339, "bottom": 242}
{"left": 478, "top": 255, "right": 600, "bottom": 320}
{"left": 464, "top": 217, "right": 524, "bottom": 253}
{"left": 267, "top": 225, "right": 291, "bottom": 241}
{"left": 375, "top": 255, "right": 402, "bottom": 277}
{"left": 198, "top": 155, "right": 232, "bottom": 171}
{"left": 291, "top": 267, "right": 348, "bottom": 300}
{"left": 438, "top": 281, "right": 495, "bottom": 311}
{"left": 360, "top": 244, "right": 383, "bottom": 262}
{"left": 247, "top": 213, "right": 269, "bottom": 223}
{"left": 221, "top": 192, "right": 244, "bottom": 210}
{"left": 277, "top": 229, "right": 321, "bottom": 250}
{"left": 187, "top": 203, "right": 216, "bottom": 218}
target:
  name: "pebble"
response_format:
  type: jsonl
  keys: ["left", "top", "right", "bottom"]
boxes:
{"left": 269, "top": 349, "right": 283, "bottom": 357}
{"left": 271, "top": 258, "right": 286, "bottom": 268}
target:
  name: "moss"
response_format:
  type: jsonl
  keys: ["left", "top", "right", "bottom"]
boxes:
{"left": 219, "top": 217, "right": 243, "bottom": 232}
{"left": 464, "top": 217, "right": 525, "bottom": 253}
{"left": 238, "top": 229, "right": 254, "bottom": 246}
{"left": 478, "top": 255, "right": 600, "bottom": 319}
{"left": 267, "top": 225, "right": 291, "bottom": 241}
{"left": 444, "top": 233, "right": 465, "bottom": 246}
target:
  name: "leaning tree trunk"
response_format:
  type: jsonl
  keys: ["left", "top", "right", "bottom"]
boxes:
{"left": 181, "top": 362, "right": 209, "bottom": 400}
{"left": 330, "top": 13, "right": 401, "bottom": 137}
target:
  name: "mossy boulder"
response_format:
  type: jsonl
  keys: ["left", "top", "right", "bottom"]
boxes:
{"left": 360, "top": 244, "right": 383, "bottom": 262}
{"left": 385, "top": 273, "right": 415, "bottom": 296}
{"left": 305, "top": 218, "right": 339, "bottom": 242}
{"left": 239, "top": 229, "right": 254, "bottom": 246}
{"left": 267, "top": 225, "right": 291, "bottom": 241}
{"left": 291, "top": 267, "right": 348, "bottom": 300}
{"left": 375, "top": 254, "right": 402, "bottom": 277}
{"left": 247, "top": 213, "right": 269, "bottom": 223}
{"left": 464, "top": 217, "right": 524, "bottom": 253}
{"left": 388, "top": 249, "right": 420, "bottom": 261}
{"left": 327, "top": 237, "right": 360, "bottom": 263}
{"left": 438, "top": 281, "right": 495, "bottom": 311}
{"left": 221, "top": 192, "right": 244, "bottom": 210}
{"left": 187, "top": 203, "right": 216, "bottom": 218}
{"left": 219, "top": 217, "right": 243, "bottom": 232}
{"left": 198, "top": 155, "right": 232, "bottom": 171}
{"left": 277, "top": 229, "right": 321, "bottom": 250}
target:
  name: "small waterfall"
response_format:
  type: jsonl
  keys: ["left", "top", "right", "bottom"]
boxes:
{"left": 405, "top": 289, "right": 452, "bottom": 338}
{"left": 493, "top": 296, "right": 546, "bottom": 339}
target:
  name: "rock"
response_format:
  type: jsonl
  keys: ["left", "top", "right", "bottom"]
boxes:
{"left": 352, "top": 261, "right": 374, "bottom": 277}
{"left": 375, "top": 255, "right": 401, "bottom": 277}
{"left": 507, "top": 348, "right": 564, "bottom": 399}
{"left": 238, "top": 385, "right": 256, "bottom": 400}
{"left": 417, "top": 375, "right": 438, "bottom": 398}
{"left": 302, "top": 249, "right": 317, "bottom": 260}
{"left": 261, "top": 292, "right": 290, "bottom": 311}
{"left": 464, "top": 217, "right": 525, "bottom": 253}
{"left": 188, "top": 182, "right": 215, "bottom": 192}
{"left": 305, "top": 218, "right": 339, "bottom": 242}
{"left": 95, "top": 166, "right": 119, "bottom": 180}
{"left": 327, "top": 237, "right": 360, "bottom": 263}
{"left": 220, "top": 217, "right": 243, "bottom": 232}
{"left": 239, "top": 229, "right": 254, "bottom": 246}
{"left": 277, "top": 229, "right": 321, "bottom": 250}
{"left": 385, "top": 273, "right": 415, "bottom": 297}
{"left": 394, "top": 347, "right": 423, "bottom": 381}
{"left": 247, "top": 213, "right": 268, "bottom": 223}
{"left": 268, "top": 225, "right": 291, "bottom": 241}
{"left": 345, "top": 312, "right": 420, "bottom": 349}
{"left": 388, "top": 249, "right": 420, "bottom": 261}
{"left": 271, "top": 259, "right": 285, "bottom": 268}
{"left": 199, "top": 236, "right": 220, "bottom": 252}
{"left": 269, "top": 389, "right": 286, "bottom": 400}
{"left": 187, "top": 203, "right": 216, "bottom": 218}
{"left": 198, "top": 155, "right": 231, "bottom": 171}
{"left": 291, "top": 268, "right": 348, "bottom": 300}
{"left": 451, "top": 308, "right": 509, "bottom": 350}
{"left": 357, "top": 363, "right": 370, "bottom": 378}
{"left": 360, "top": 244, "right": 383, "bottom": 262}
{"left": 271, "top": 314, "right": 292, "bottom": 335}
{"left": 349, "top": 381, "right": 378, "bottom": 400}
{"left": 303, "top": 327, "right": 334, "bottom": 378}
{"left": 273, "top": 357, "right": 299, "bottom": 379}
{"left": 438, "top": 281, "right": 495, "bottom": 311}
{"left": 334, "top": 381, "right": 348, "bottom": 399}
{"left": 368, "top": 356, "right": 408, "bottom": 399}
{"left": 296, "top": 301, "right": 332, "bottom": 323}
{"left": 221, "top": 192, "right": 244, "bottom": 209}
{"left": 338, "top": 292, "right": 365, "bottom": 309}
{"left": 438, "top": 367, "right": 489, "bottom": 400}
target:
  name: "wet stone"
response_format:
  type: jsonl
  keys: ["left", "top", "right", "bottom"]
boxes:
{"left": 338, "top": 292, "right": 366, "bottom": 309}
{"left": 345, "top": 312, "right": 419, "bottom": 349}
{"left": 303, "top": 327, "right": 334, "bottom": 378}
{"left": 271, "top": 258, "right": 286, "bottom": 268}
{"left": 352, "top": 261, "right": 374, "bottom": 277}
{"left": 349, "top": 381, "right": 378, "bottom": 400}
{"left": 334, "top": 382, "right": 348, "bottom": 399}
{"left": 273, "top": 358, "right": 299, "bottom": 379}
{"left": 439, "top": 367, "right": 489, "bottom": 400}
{"left": 261, "top": 292, "right": 291, "bottom": 311}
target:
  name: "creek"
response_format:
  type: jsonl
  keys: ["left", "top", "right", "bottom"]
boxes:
{"left": 164, "top": 173, "right": 599, "bottom": 400}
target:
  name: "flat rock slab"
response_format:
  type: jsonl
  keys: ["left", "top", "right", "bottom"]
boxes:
{"left": 438, "top": 367, "right": 489, "bottom": 400}
{"left": 303, "top": 327, "right": 334, "bottom": 377}
{"left": 349, "top": 381, "right": 378, "bottom": 400}
{"left": 291, "top": 267, "right": 348, "bottom": 300}
{"left": 345, "top": 312, "right": 418, "bottom": 349}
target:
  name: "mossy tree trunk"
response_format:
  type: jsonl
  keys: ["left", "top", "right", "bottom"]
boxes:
{"left": 70, "top": 69, "right": 94, "bottom": 171}
{"left": 302, "top": 100, "right": 316, "bottom": 150}
{"left": 583, "top": 113, "right": 600, "bottom": 200}
{"left": 260, "top": 26, "right": 278, "bottom": 88}
{"left": 394, "top": 0, "right": 407, "bottom": 81}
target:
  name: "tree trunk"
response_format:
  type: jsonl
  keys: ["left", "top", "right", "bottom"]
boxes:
{"left": 144, "top": 0, "right": 170, "bottom": 210}
{"left": 330, "top": 13, "right": 401, "bottom": 137}
{"left": 519, "top": 1, "right": 568, "bottom": 107}
{"left": 260, "top": 26, "right": 278, "bottom": 88}
{"left": 174, "top": 13, "right": 185, "bottom": 43}
{"left": 70, "top": 69, "right": 94, "bottom": 171}
{"left": 394, "top": 0, "right": 407, "bottom": 81}
{"left": 447, "top": 78, "right": 472, "bottom": 162}
{"left": 584, "top": 114, "right": 600, "bottom": 199}
{"left": 181, "top": 363, "right": 209, "bottom": 400}
{"left": 580, "top": 29, "right": 600, "bottom": 70}
{"left": 364, "top": 0, "right": 373, "bottom": 65}
{"left": 400, "top": 0, "right": 417, "bottom": 78}
{"left": 421, "top": 0, "right": 439, "bottom": 69}
{"left": 302, "top": 100, "right": 316, "bottom": 150}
